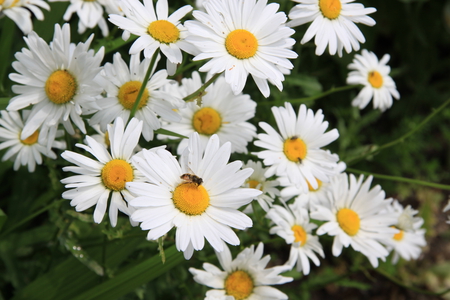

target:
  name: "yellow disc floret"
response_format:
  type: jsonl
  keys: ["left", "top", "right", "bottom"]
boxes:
{"left": 118, "top": 81, "right": 149, "bottom": 110}
{"left": 292, "top": 224, "right": 308, "bottom": 246}
{"left": 283, "top": 136, "right": 307, "bottom": 163}
{"left": 148, "top": 20, "right": 180, "bottom": 44}
{"left": 45, "top": 70, "right": 77, "bottom": 104}
{"left": 368, "top": 71, "right": 384, "bottom": 88}
{"left": 336, "top": 208, "right": 360, "bottom": 236}
{"left": 392, "top": 227, "right": 404, "bottom": 241}
{"left": 247, "top": 180, "right": 260, "bottom": 190}
{"left": 173, "top": 182, "right": 210, "bottom": 215}
{"left": 225, "top": 270, "right": 254, "bottom": 300}
{"left": 20, "top": 130, "right": 39, "bottom": 145}
{"left": 101, "top": 159, "right": 134, "bottom": 191}
{"left": 319, "top": 0, "right": 342, "bottom": 20}
{"left": 307, "top": 178, "right": 322, "bottom": 192}
{"left": 225, "top": 29, "right": 258, "bottom": 59}
{"left": 192, "top": 107, "right": 222, "bottom": 135}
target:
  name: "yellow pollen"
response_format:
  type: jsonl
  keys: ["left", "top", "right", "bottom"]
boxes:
{"left": 172, "top": 182, "right": 210, "bottom": 215}
{"left": 192, "top": 107, "right": 222, "bottom": 135}
{"left": 101, "top": 159, "right": 134, "bottom": 191}
{"left": 118, "top": 81, "right": 149, "bottom": 110}
{"left": 45, "top": 70, "right": 77, "bottom": 104}
{"left": 307, "top": 179, "right": 322, "bottom": 192}
{"left": 225, "top": 29, "right": 258, "bottom": 59}
{"left": 148, "top": 20, "right": 180, "bottom": 44}
{"left": 20, "top": 130, "right": 39, "bottom": 145}
{"left": 247, "top": 180, "right": 261, "bottom": 190}
{"left": 319, "top": 0, "right": 342, "bottom": 20}
{"left": 337, "top": 208, "right": 360, "bottom": 236}
{"left": 225, "top": 270, "right": 254, "bottom": 300}
{"left": 283, "top": 136, "right": 307, "bottom": 163}
{"left": 292, "top": 224, "right": 307, "bottom": 246}
{"left": 392, "top": 227, "right": 404, "bottom": 241}
{"left": 368, "top": 71, "right": 384, "bottom": 88}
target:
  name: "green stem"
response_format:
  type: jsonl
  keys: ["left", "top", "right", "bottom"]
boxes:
{"left": 128, "top": 48, "right": 160, "bottom": 122}
{"left": 347, "top": 97, "right": 450, "bottom": 165}
{"left": 347, "top": 168, "right": 450, "bottom": 190}
{"left": 183, "top": 72, "right": 222, "bottom": 102}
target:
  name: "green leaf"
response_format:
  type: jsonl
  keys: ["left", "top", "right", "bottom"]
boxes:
{"left": 154, "top": 128, "right": 188, "bottom": 139}
{"left": 285, "top": 74, "right": 323, "bottom": 97}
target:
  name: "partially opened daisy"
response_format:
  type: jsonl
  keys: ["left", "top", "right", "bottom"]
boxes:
{"left": 0, "top": 0, "right": 50, "bottom": 34}
{"left": 61, "top": 117, "right": 144, "bottom": 227}
{"left": 108, "top": 0, "right": 195, "bottom": 75}
{"left": 185, "top": 0, "right": 298, "bottom": 97}
{"left": 126, "top": 132, "right": 262, "bottom": 259}
{"left": 288, "top": 0, "right": 376, "bottom": 56}
{"left": 157, "top": 71, "right": 257, "bottom": 154}
{"left": 347, "top": 49, "right": 400, "bottom": 111}
{"left": 0, "top": 110, "right": 65, "bottom": 172}
{"left": 267, "top": 203, "right": 324, "bottom": 275}
{"left": 89, "top": 52, "right": 185, "bottom": 141}
{"left": 189, "top": 242, "right": 293, "bottom": 300}
{"left": 253, "top": 102, "right": 340, "bottom": 192}
{"left": 7, "top": 23, "right": 104, "bottom": 149}
{"left": 310, "top": 173, "right": 398, "bottom": 267}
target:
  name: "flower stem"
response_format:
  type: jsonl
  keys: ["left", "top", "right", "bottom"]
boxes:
{"left": 183, "top": 72, "right": 222, "bottom": 103}
{"left": 128, "top": 49, "right": 160, "bottom": 122}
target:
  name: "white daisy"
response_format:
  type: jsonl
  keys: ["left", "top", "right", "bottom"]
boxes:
{"left": 0, "top": 0, "right": 50, "bottom": 34}
{"left": 61, "top": 117, "right": 144, "bottom": 227}
{"left": 288, "top": 0, "right": 376, "bottom": 56}
{"left": 157, "top": 71, "right": 257, "bottom": 154}
{"left": 89, "top": 52, "right": 185, "bottom": 142}
{"left": 382, "top": 199, "right": 426, "bottom": 264}
{"left": 310, "top": 173, "right": 398, "bottom": 267}
{"left": 0, "top": 110, "right": 65, "bottom": 172}
{"left": 7, "top": 23, "right": 104, "bottom": 150}
{"left": 185, "top": 0, "right": 298, "bottom": 97}
{"left": 189, "top": 242, "right": 293, "bottom": 300}
{"left": 346, "top": 49, "right": 400, "bottom": 111}
{"left": 126, "top": 132, "right": 262, "bottom": 259}
{"left": 267, "top": 203, "right": 324, "bottom": 275}
{"left": 253, "top": 102, "right": 340, "bottom": 192}
{"left": 108, "top": 0, "right": 195, "bottom": 75}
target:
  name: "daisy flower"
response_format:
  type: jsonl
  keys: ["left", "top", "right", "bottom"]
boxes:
{"left": 157, "top": 71, "right": 257, "bottom": 154}
{"left": 0, "top": 0, "right": 50, "bottom": 34}
{"left": 61, "top": 117, "right": 144, "bottom": 227}
{"left": 288, "top": 0, "right": 376, "bottom": 56}
{"left": 267, "top": 203, "right": 324, "bottom": 275}
{"left": 89, "top": 52, "right": 185, "bottom": 141}
{"left": 108, "top": 0, "right": 195, "bottom": 75}
{"left": 189, "top": 242, "right": 293, "bottom": 300}
{"left": 126, "top": 132, "right": 262, "bottom": 259}
{"left": 253, "top": 102, "right": 340, "bottom": 192}
{"left": 347, "top": 49, "right": 400, "bottom": 111}
{"left": 0, "top": 110, "right": 65, "bottom": 172}
{"left": 310, "top": 173, "right": 398, "bottom": 267}
{"left": 382, "top": 200, "right": 426, "bottom": 264}
{"left": 185, "top": 0, "right": 298, "bottom": 97}
{"left": 7, "top": 23, "right": 104, "bottom": 149}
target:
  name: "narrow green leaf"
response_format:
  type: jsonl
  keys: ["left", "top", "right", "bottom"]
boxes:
{"left": 154, "top": 128, "right": 188, "bottom": 139}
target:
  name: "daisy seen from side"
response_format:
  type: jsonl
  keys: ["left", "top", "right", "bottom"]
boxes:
{"left": 126, "top": 132, "right": 262, "bottom": 259}
{"left": 288, "top": 0, "right": 376, "bottom": 56}
{"left": 189, "top": 242, "right": 293, "bottom": 300}
{"left": 185, "top": 0, "right": 298, "bottom": 97}
{"left": 61, "top": 117, "right": 144, "bottom": 227}
{"left": 347, "top": 49, "right": 400, "bottom": 111}
{"left": 0, "top": 0, "right": 50, "bottom": 34}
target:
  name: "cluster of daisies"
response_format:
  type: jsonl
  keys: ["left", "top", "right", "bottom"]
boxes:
{"left": 0, "top": 0, "right": 430, "bottom": 299}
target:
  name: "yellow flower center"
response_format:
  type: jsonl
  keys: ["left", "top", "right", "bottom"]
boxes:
{"left": 225, "top": 270, "right": 254, "bottom": 300}
{"left": 104, "top": 131, "right": 110, "bottom": 148}
{"left": 247, "top": 180, "right": 260, "bottom": 190}
{"left": 292, "top": 224, "right": 307, "bottom": 246}
{"left": 172, "top": 182, "right": 210, "bottom": 215}
{"left": 101, "top": 159, "right": 134, "bottom": 191}
{"left": 336, "top": 208, "right": 360, "bottom": 236}
{"left": 117, "top": 81, "right": 149, "bottom": 110}
{"left": 45, "top": 70, "right": 77, "bottom": 104}
{"left": 307, "top": 178, "right": 322, "bottom": 192}
{"left": 283, "top": 136, "right": 307, "bottom": 163}
{"left": 368, "top": 71, "right": 384, "bottom": 88}
{"left": 192, "top": 107, "right": 222, "bottom": 135}
{"left": 148, "top": 20, "right": 180, "bottom": 44}
{"left": 392, "top": 227, "right": 404, "bottom": 241}
{"left": 20, "top": 130, "right": 39, "bottom": 145}
{"left": 319, "top": 0, "right": 342, "bottom": 20}
{"left": 225, "top": 29, "right": 258, "bottom": 59}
